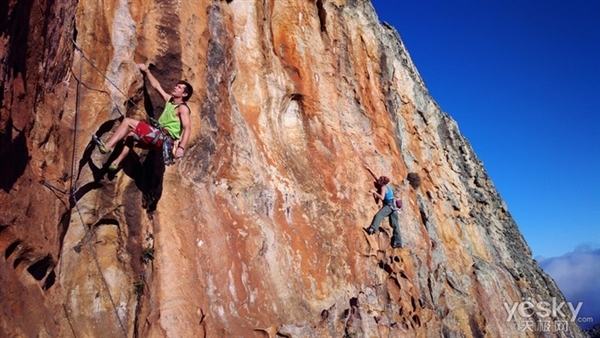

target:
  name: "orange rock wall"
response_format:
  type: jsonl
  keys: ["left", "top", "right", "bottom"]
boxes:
{"left": 0, "top": 0, "right": 585, "bottom": 337}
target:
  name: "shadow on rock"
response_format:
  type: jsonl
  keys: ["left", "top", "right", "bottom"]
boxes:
{"left": 0, "top": 118, "right": 29, "bottom": 192}
{"left": 117, "top": 148, "right": 165, "bottom": 213}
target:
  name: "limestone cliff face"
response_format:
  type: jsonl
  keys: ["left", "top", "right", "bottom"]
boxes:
{"left": 0, "top": 0, "right": 586, "bottom": 337}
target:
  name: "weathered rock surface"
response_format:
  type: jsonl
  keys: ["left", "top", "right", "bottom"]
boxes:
{"left": 0, "top": 0, "right": 586, "bottom": 337}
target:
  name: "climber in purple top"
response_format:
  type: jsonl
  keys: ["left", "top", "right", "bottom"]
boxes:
{"left": 364, "top": 164, "right": 403, "bottom": 248}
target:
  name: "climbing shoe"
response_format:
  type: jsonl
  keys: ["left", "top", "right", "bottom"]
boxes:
{"left": 92, "top": 134, "right": 111, "bottom": 154}
{"left": 107, "top": 163, "right": 120, "bottom": 172}
{"left": 364, "top": 227, "right": 376, "bottom": 235}
{"left": 392, "top": 242, "right": 402, "bottom": 249}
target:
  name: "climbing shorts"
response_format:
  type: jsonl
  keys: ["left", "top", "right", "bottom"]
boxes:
{"left": 133, "top": 121, "right": 165, "bottom": 148}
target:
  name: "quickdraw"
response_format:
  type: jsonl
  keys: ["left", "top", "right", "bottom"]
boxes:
{"left": 149, "top": 117, "right": 175, "bottom": 166}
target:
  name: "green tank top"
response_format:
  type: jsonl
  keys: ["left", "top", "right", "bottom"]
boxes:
{"left": 158, "top": 101, "right": 184, "bottom": 139}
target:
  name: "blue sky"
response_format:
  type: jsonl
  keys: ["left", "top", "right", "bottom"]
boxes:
{"left": 370, "top": 0, "right": 599, "bottom": 328}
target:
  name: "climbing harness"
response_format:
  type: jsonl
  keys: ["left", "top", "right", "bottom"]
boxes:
{"left": 391, "top": 198, "right": 403, "bottom": 213}
{"left": 148, "top": 118, "right": 175, "bottom": 166}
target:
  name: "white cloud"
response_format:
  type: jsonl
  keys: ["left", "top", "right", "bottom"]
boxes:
{"left": 537, "top": 245, "right": 600, "bottom": 329}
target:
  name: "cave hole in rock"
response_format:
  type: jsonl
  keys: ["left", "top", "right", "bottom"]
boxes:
{"left": 13, "top": 254, "right": 30, "bottom": 269}
{"left": 419, "top": 208, "right": 428, "bottom": 227}
{"left": 412, "top": 314, "right": 421, "bottom": 327}
{"left": 417, "top": 110, "right": 428, "bottom": 125}
{"left": 389, "top": 272, "right": 401, "bottom": 285}
{"left": 42, "top": 269, "right": 56, "bottom": 290}
{"left": 427, "top": 277, "right": 433, "bottom": 296}
{"left": 340, "top": 308, "right": 349, "bottom": 320}
{"left": 93, "top": 218, "right": 120, "bottom": 228}
{"left": 5, "top": 240, "right": 21, "bottom": 260}
{"left": 27, "top": 255, "right": 53, "bottom": 281}
{"left": 316, "top": 0, "right": 327, "bottom": 32}
{"left": 282, "top": 93, "right": 307, "bottom": 149}
{"left": 320, "top": 309, "right": 329, "bottom": 321}
{"left": 378, "top": 260, "right": 393, "bottom": 274}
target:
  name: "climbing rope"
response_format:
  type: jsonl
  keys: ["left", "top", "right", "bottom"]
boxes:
{"left": 70, "top": 46, "right": 82, "bottom": 195}
{"left": 41, "top": 180, "right": 69, "bottom": 196}
{"left": 71, "top": 194, "right": 128, "bottom": 337}
{"left": 70, "top": 37, "right": 160, "bottom": 128}
{"left": 67, "top": 39, "right": 129, "bottom": 338}
{"left": 39, "top": 38, "right": 166, "bottom": 337}
{"left": 71, "top": 38, "right": 139, "bottom": 110}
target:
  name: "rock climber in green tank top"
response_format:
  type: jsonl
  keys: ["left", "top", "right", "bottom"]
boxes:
{"left": 93, "top": 63, "right": 193, "bottom": 171}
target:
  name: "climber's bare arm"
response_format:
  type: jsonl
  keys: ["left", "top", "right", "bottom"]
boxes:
{"left": 138, "top": 64, "right": 171, "bottom": 102}
{"left": 174, "top": 105, "right": 191, "bottom": 159}
{"left": 364, "top": 164, "right": 379, "bottom": 181}
{"left": 369, "top": 185, "right": 386, "bottom": 201}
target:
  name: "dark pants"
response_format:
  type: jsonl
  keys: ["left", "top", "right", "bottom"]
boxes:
{"left": 369, "top": 205, "right": 402, "bottom": 247}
